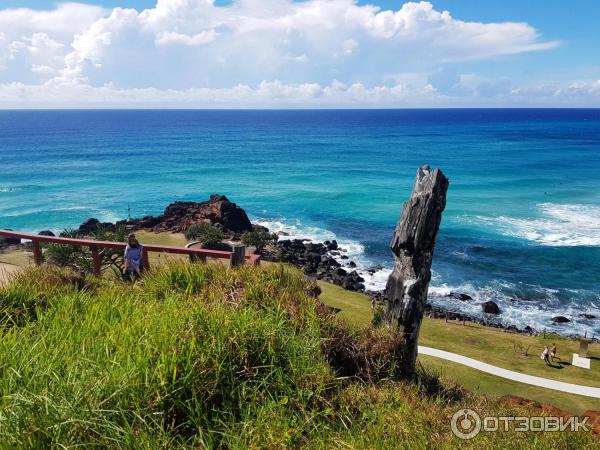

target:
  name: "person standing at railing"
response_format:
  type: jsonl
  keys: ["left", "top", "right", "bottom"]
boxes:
{"left": 124, "top": 233, "right": 144, "bottom": 279}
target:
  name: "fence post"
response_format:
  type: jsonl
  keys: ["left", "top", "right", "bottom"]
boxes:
{"left": 142, "top": 248, "right": 150, "bottom": 272}
{"left": 230, "top": 245, "right": 245, "bottom": 268}
{"left": 32, "top": 240, "right": 43, "bottom": 266}
{"left": 90, "top": 245, "right": 101, "bottom": 276}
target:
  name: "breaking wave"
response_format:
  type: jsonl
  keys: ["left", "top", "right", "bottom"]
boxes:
{"left": 254, "top": 216, "right": 600, "bottom": 337}
{"left": 475, "top": 203, "right": 600, "bottom": 247}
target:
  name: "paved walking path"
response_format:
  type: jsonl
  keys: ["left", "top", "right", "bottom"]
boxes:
{"left": 419, "top": 346, "right": 600, "bottom": 398}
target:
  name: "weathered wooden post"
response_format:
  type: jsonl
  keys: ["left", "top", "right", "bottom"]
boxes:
{"left": 31, "top": 239, "right": 43, "bottom": 266}
{"left": 385, "top": 165, "right": 449, "bottom": 378}
{"left": 142, "top": 248, "right": 150, "bottom": 272}
{"left": 230, "top": 245, "right": 246, "bottom": 268}
{"left": 90, "top": 244, "right": 101, "bottom": 276}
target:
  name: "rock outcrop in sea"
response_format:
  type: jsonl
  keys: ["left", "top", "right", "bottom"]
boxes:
{"left": 75, "top": 194, "right": 253, "bottom": 237}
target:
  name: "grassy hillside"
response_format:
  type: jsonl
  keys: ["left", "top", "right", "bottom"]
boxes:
{"left": 0, "top": 263, "right": 595, "bottom": 448}
{"left": 318, "top": 281, "right": 600, "bottom": 415}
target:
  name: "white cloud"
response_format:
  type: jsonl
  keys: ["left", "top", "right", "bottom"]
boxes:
{"left": 0, "top": 0, "right": 589, "bottom": 107}
{"left": 2, "top": 76, "right": 598, "bottom": 108}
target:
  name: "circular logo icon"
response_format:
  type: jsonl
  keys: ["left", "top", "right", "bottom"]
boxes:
{"left": 451, "top": 409, "right": 481, "bottom": 440}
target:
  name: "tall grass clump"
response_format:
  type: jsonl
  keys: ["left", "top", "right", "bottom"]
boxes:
{"left": 0, "top": 263, "right": 595, "bottom": 449}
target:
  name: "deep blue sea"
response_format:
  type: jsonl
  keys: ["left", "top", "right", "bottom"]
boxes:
{"left": 1, "top": 109, "right": 599, "bottom": 335}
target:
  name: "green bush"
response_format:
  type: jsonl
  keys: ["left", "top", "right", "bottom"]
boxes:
{"left": 44, "top": 224, "right": 127, "bottom": 274}
{"left": 241, "top": 230, "right": 279, "bottom": 253}
{"left": 184, "top": 223, "right": 225, "bottom": 248}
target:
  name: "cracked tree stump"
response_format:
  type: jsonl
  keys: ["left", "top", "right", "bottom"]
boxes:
{"left": 385, "top": 165, "right": 449, "bottom": 378}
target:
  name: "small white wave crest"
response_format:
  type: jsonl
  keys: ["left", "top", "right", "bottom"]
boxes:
{"left": 476, "top": 203, "right": 600, "bottom": 246}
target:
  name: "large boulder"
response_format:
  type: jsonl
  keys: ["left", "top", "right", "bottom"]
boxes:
{"left": 77, "top": 218, "right": 115, "bottom": 235}
{"left": 448, "top": 292, "right": 473, "bottom": 301}
{"left": 481, "top": 301, "right": 500, "bottom": 314}
{"left": 38, "top": 230, "right": 55, "bottom": 237}
{"left": 551, "top": 316, "right": 570, "bottom": 323}
{"left": 155, "top": 194, "right": 253, "bottom": 233}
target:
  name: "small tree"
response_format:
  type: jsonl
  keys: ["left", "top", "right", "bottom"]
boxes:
{"left": 241, "top": 231, "right": 278, "bottom": 253}
{"left": 45, "top": 224, "right": 127, "bottom": 274}
{"left": 185, "top": 223, "right": 224, "bottom": 249}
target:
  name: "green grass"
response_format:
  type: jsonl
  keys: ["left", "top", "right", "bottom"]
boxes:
{"left": 0, "top": 263, "right": 595, "bottom": 448}
{"left": 3, "top": 232, "right": 600, "bottom": 417}
{"left": 318, "top": 281, "right": 600, "bottom": 415}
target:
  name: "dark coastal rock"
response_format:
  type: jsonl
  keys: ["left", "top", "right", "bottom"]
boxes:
{"left": 0, "top": 230, "right": 21, "bottom": 247}
{"left": 155, "top": 194, "right": 252, "bottom": 233}
{"left": 551, "top": 316, "right": 570, "bottom": 323}
{"left": 481, "top": 301, "right": 500, "bottom": 314}
{"left": 125, "top": 215, "right": 161, "bottom": 229}
{"left": 252, "top": 224, "right": 270, "bottom": 233}
{"left": 99, "top": 194, "right": 253, "bottom": 236}
{"left": 77, "top": 218, "right": 115, "bottom": 235}
{"left": 273, "top": 237, "right": 364, "bottom": 291}
{"left": 38, "top": 230, "right": 55, "bottom": 237}
{"left": 448, "top": 292, "right": 473, "bottom": 301}
{"left": 78, "top": 218, "right": 100, "bottom": 234}
{"left": 0, "top": 237, "right": 21, "bottom": 247}
{"left": 509, "top": 295, "right": 545, "bottom": 302}
{"left": 348, "top": 261, "right": 357, "bottom": 268}
{"left": 579, "top": 313, "right": 597, "bottom": 320}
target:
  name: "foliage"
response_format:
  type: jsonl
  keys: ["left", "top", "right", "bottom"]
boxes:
{"left": 241, "top": 230, "right": 279, "bottom": 253}
{"left": 184, "top": 223, "right": 225, "bottom": 249}
{"left": 44, "top": 224, "right": 127, "bottom": 274}
{"left": 0, "top": 263, "right": 594, "bottom": 448}
{"left": 371, "top": 304, "right": 385, "bottom": 328}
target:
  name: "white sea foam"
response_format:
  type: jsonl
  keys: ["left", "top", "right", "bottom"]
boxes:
{"left": 476, "top": 203, "right": 600, "bottom": 246}
{"left": 428, "top": 280, "right": 600, "bottom": 337}
{"left": 254, "top": 216, "right": 600, "bottom": 337}
{"left": 253, "top": 217, "right": 391, "bottom": 291}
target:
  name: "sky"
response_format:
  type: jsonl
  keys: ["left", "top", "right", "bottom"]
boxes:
{"left": 0, "top": 0, "right": 598, "bottom": 108}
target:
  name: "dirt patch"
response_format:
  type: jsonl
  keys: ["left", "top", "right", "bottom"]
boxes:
{"left": 0, "top": 263, "right": 20, "bottom": 287}
{"left": 463, "top": 337, "right": 482, "bottom": 346}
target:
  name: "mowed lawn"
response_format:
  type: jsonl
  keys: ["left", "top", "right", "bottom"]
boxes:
{"left": 317, "top": 281, "right": 600, "bottom": 415}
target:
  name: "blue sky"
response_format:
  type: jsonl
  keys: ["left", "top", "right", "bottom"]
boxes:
{"left": 0, "top": 0, "right": 599, "bottom": 107}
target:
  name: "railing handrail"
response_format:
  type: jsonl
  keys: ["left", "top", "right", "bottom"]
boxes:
{"left": 0, "top": 229, "right": 261, "bottom": 273}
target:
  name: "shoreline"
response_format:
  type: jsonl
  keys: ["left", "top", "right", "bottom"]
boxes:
{"left": 2, "top": 193, "right": 597, "bottom": 340}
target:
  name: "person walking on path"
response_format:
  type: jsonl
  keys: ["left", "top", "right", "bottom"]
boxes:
{"left": 550, "top": 343, "right": 559, "bottom": 362}
{"left": 124, "top": 233, "right": 144, "bottom": 279}
{"left": 541, "top": 345, "right": 551, "bottom": 366}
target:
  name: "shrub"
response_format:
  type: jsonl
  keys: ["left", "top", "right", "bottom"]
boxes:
{"left": 45, "top": 224, "right": 127, "bottom": 274}
{"left": 241, "top": 230, "right": 278, "bottom": 253}
{"left": 371, "top": 305, "right": 385, "bottom": 328}
{"left": 184, "top": 223, "right": 224, "bottom": 248}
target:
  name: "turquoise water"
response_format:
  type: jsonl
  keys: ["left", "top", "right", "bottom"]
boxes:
{"left": 1, "top": 109, "right": 599, "bottom": 335}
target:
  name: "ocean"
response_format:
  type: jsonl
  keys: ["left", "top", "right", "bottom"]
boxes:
{"left": 1, "top": 109, "right": 599, "bottom": 336}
